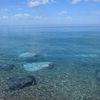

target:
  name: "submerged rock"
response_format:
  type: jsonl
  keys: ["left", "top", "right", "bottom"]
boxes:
{"left": 47, "top": 63, "right": 55, "bottom": 70}
{"left": 7, "top": 75, "right": 37, "bottom": 90}
{"left": 19, "top": 52, "right": 42, "bottom": 63}
{"left": 96, "top": 70, "right": 100, "bottom": 81}
{"left": 23, "top": 62, "right": 53, "bottom": 72}
{"left": 19, "top": 52, "right": 40, "bottom": 58}
{"left": 0, "top": 64, "right": 15, "bottom": 71}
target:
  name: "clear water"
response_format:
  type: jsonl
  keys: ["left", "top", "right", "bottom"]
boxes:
{"left": 0, "top": 25, "right": 100, "bottom": 100}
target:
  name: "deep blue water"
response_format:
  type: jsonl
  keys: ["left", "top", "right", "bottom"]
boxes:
{"left": 0, "top": 26, "right": 100, "bottom": 62}
{"left": 0, "top": 25, "right": 100, "bottom": 100}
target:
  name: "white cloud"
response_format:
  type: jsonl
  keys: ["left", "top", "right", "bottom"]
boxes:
{"left": 58, "top": 11, "right": 72, "bottom": 20}
{"left": 58, "top": 11, "right": 68, "bottom": 16}
{"left": 85, "top": 0, "right": 100, "bottom": 2}
{"left": 51, "top": 0, "right": 56, "bottom": 3}
{"left": 71, "top": 0, "right": 81, "bottom": 4}
{"left": 93, "top": 10, "right": 100, "bottom": 15}
{"left": 0, "top": 13, "right": 47, "bottom": 21}
{"left": 28, "top": 0, "right": 51, "bottom": 7}
{"left": 0, "top": 8, "right": 10, "bottom": 13}
{"left": 89, "top": 0, "right": 100, "bottom": 2}
{"left": 71, "top": 0, "right": 100, "bottom": 4}
{"left": 0, "top": 13, "right": 49, "bottom": 25}
{"left": 13, "top": 14, "right": 32, "bottom": 18}
{"left": 0, "top": 16, "right": 9, "bottom": 19}
{"left": 0, "top": 14, "right": 31, "bottom": 20}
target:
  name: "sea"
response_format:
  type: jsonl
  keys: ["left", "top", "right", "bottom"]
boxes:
{"left": 0, "top": 25, "right": 100, "bottom": 100}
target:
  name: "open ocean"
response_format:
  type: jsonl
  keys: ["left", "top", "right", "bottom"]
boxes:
{"left": 0, "top": 25, "right": 100, "bottom": 100}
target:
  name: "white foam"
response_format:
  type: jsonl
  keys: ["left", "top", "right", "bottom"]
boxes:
{"left": 23, "top": 62, "right": 52, "bottom": 72}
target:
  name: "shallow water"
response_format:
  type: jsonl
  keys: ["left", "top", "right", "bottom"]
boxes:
{"left": 0, "top": 25, "right": 100, "bottom": 100}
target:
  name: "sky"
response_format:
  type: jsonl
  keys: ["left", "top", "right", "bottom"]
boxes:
{"left": 0, "top": 0, "right": 100, "bottom": 25}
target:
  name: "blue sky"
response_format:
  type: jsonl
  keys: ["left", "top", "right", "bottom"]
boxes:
{"left": 0, "top": 0, "right": 100, "bottom": 25}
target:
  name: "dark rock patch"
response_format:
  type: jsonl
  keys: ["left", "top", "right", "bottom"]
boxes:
{"left": 82, "top": 96, "right": 99, "bottom": 100}
{"left": 0, "top": 64, "right": 15, "bottom": 71}
{"left": 96, "top": 69, "right": 100, "bottom": 81}
{"left": 6, "top": 75, "right": 37, "bottom": 90}
{"left": 47, "top": 63, "right": 55, "bottom": 70}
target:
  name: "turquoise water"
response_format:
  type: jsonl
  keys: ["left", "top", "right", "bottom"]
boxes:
{"left": 0, "top": 25, "right": 100, "bottom": 100}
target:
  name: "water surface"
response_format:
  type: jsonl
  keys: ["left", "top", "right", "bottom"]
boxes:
{"left": 0, "top": 25, "right": 100, "bottom": 100}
